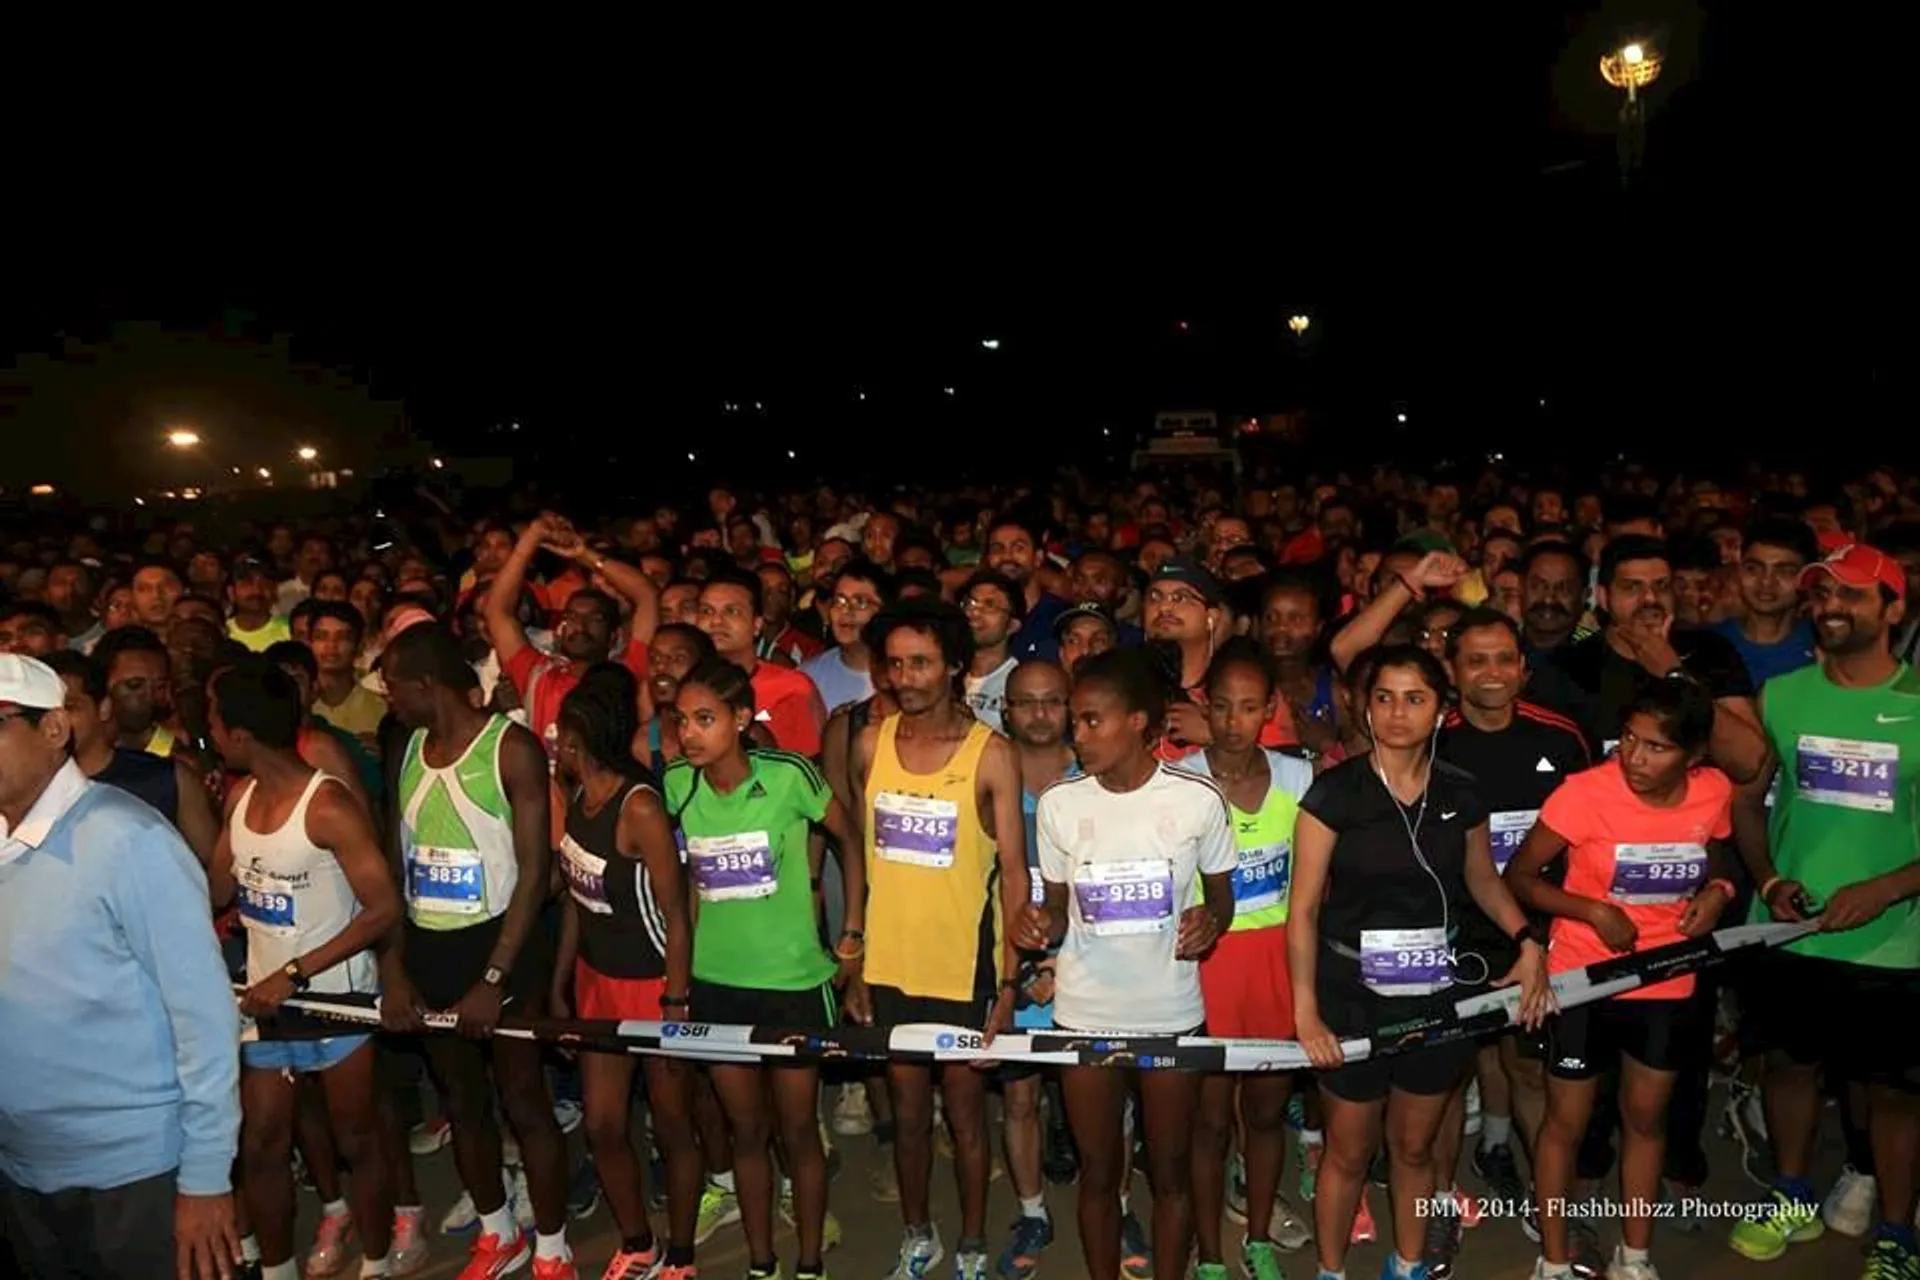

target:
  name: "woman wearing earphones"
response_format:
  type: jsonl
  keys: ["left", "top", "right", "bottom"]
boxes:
{"left": 1289, "top": 644, "right": 1553, "bottom": 1280}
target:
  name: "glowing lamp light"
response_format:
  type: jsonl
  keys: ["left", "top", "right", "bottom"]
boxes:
{"left": 1600, "top": 41, "right": 1663, "bottom": 97}
{"left": 979, "top": 338, "right": 1002, "bottom": 351}
{"left": 1287, "top": 314, "right": 1311, "bottom": 336}
{"left": 256, "top": 467, "right": 272, "bottom": 479}
{"left": 431, "top": 457, "right": 445, "bottom": 469}
{"left": 29, "top": 483, "right": 55, "bottom": 496}
{"left": 167, "top": 429, "right": 201, "bottom": 448}
{"left": 297, "top": 446, "right": 318, "bottom": 462}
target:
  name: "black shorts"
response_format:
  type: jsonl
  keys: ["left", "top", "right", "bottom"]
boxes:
{"left": 1547, "top": 998, "right": 1692, "bottom": 1081}
{"left": 404, "top": 910, "right": 555, "bottom": 1013}
{"left": 868, "top": 983, "right": 992, "bottom": 1034}
{"left": 1314, "top": 968, "right": 1477, "bottom": 1103}
{"left": 689, "top": 978, "right": 840, "bottom": 1031}
{"left": 1741, "top": 949, "right": 1920, "bottom": 1089}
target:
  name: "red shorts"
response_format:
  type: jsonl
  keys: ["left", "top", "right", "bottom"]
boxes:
{"left": 1199, "top": 925, "right": 1295, "bottom": 1039}
{"left": 575, "top": 962, "right": 667, "bottom": 1021}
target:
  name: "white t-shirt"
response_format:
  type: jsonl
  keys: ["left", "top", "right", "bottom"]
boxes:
{"left": 1037, "top": 763, "right": 1236, "bottom": 1034}
{"left": 963, "top": 656, "right": 1019, "bottom": 733}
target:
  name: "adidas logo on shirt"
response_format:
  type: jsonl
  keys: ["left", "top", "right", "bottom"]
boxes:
{"left": 1536, "top": 757, "right": 1557, "bottom": 773}
{"left": 748, "top": 782, "right": 768, "bottom": 799}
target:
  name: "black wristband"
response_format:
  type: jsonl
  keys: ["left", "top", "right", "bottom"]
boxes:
{"left": 660, "top": 993, "right": 691, "bottom": 1009}
{"left": 1511, "top": 922, "right": 1543, "bottom": 948}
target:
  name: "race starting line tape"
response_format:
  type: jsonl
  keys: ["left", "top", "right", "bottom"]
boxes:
{"left": 243, "top": 922, "right": 1814, "bottom": 1071}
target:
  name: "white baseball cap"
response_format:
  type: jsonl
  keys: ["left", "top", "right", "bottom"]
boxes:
{"left": 0, "top": 653, "right": 66, "bottom": 711}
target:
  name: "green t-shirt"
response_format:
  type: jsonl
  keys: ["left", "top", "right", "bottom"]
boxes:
{"left": 1753, "top": 661, "right": 1920, "bottom": 968}
{"left": 664, "top": 749, "right": 836, "bottom": 991}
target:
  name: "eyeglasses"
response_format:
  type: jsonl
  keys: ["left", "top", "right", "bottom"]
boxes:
{"left": 830, "top": 595, "right": 881, "bottom": 615}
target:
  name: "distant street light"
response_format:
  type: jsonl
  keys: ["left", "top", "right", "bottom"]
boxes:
{"left": 431, "top": 457, "right": 445, "bottom": 470}
{"left": 29, "top": 483, "right": 55, "bottom": 496}
{"left": 256, "top": 467, "right": 272, "bottom": 480}
{"left": 167, "top": 429, "right": 201, "bottom": 448}
{"left": 979, "top": 338, "right": 1002, "bottom": 351}
{"left": 1600, "top": 40, "right": 1663, "bottom": 186}
{"left": 297, "top": 446, "right": 318, "bottom": 462}
{"left": 1288, "top": 314, "right": 1311, "bottom": 336}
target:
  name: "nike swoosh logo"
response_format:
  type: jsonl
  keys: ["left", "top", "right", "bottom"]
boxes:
{"left": 1440, "top": 811, "right": 1458, "bottom": 821}
{"left": 1876, "top": 713, "right": 1914, "bottom": 724}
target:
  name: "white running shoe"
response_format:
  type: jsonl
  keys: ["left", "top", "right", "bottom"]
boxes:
{"left": 832, "top": 1083, "right": 875, "bottom": 1136}
{"left": 439, "top": 1191, "right": 478, "bottom": 1236}
{"left": 1821, "top": 1164, "right": 1878, "bottom": 1238}
{"left": 1464, "top": 1078, "right": 1482, "bottom": 1138}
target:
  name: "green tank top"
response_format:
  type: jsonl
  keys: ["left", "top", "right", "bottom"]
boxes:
{"left": 1754, "top": 662, "right": 1920, "bottom": 968}
{"left": 664, "top": 749, "right": 838, "bottom": 991}
{"left": 397, "top": 715, "right": 520, "bottom": 931}
{"left": 1226, "top": 781, "right": 1300, "bottom": 932}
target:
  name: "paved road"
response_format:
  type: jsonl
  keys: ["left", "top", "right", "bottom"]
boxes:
{"left": 303, "top": 1077, "right": 1867, "bottom": 1279}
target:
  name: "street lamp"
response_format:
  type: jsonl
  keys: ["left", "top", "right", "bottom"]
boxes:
{"left": 256, "top": 467, "right": 272, "bottom": 480}
{"left": 296, "top": 446, "right": 318, "bottom": 462}
{"left": 1600, "top": 40, "right": 1663, "bottom": 186}
{"left": 1287, "top": 314, "right": 1311, "bottom": 337}
{"left": 166, "top": 429, "right": 201, "bottom": 448}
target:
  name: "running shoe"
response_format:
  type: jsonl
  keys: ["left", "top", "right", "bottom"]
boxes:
{"left": 1471, "top": 1142, "right": 1525, "bottom": 1205}
{"left": 1119, "top": 1212, "right": 1153, "bottom": 1280}
{"left": 305, "top": 1210, "right": 354, "bottom": 1277}
{"left": 441, "top": 1191, "right": 479, "bottom": 1236}
{"left": 457, "top": 1231, "right": 531, "bottom": 1280}
{"left": 1350, "top": 1189, "right": 1377, "bottom": 1245}
{"left": 1297, "top": 1136, "right": 1322, "bottom": 1203}
{"left": 532, "top": 1256, "right": 579, "bottom": 1280}
{"left": 1194, "top": 1265, "right": 1230, "bottom": 1280}
{"left": 1422, "top": 1204, "right": 1463, "bottom": 1279}
{"left": 599, "top": 1244, "right": 660, "bottom": 1279}
{"left": 870, "top": 1159, "right": 901, "bottom": 1203}
{"left": 390, "top": 1207, "right": 430, "bottom": 1276}
{"left": 1661, "top": 1180, "right": 1705, "bottom": 1234}
{"left": 1862, "top": 1229, "right": 1920, "bottom": 1280}
{"left": 882, "top": 1227, "right": 943, "bottom": 1280}
{"left": 510, "top": 1167, "right": 535, "bottom": 1232}
{"left": 995, "top": 1215, "right": 1052, "bottom": 1280}
{"left": 1729, "top": 1186, "right": 1824, "bottom": 1261}
{"left": 743, "top": 1267, "right": 781, "bottom": 1280}
{"left": 553, "top": 1098, "right": 584, "bottom": 1135}
{"left": 831, "top": 1083, "right": 874, "bottom": 1136}
{"left": 694, "top": 1182, "right": 741, "bottom": 1244}
{"left": 410, "top": 1114, "right": 452, "bottom": 1156}
{"left": 952, "top": 1239, "right": 989, "bottom": 1280}
{"left": 1463, "top": 1079, "right": 1482, "bottom": 1137}
{"left": 1604, "top": 1245, "right": 1661, "bottom": 1280}
{"left": 1271, "top": 1195, "right": 1312, "bottom": 1251}
{"left": 568, "top": 1156, "right": 602, "bottom": 1220}
{"left": 1242, "top": 1239, "right": 1285, "bottom": 1280}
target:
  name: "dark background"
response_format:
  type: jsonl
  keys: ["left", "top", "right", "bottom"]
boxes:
{"left": 0, "top": 2, "right": 1894, "bottom": 503}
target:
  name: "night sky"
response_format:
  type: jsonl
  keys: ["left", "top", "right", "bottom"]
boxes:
{"left": 2, "top": 3, "right": 1893, "bottom": 502}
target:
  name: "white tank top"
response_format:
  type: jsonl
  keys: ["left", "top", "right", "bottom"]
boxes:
{"left": 232, "top": 771, "right": 377, "bottom": 996}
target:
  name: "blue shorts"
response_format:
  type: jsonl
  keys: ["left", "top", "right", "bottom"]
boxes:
{"left": 242, "top": 1034, "right": 372, "bottom": 1074}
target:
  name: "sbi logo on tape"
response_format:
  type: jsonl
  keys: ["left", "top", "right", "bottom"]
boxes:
{"left": 935, "top": 1031, "right": 984, "bottom": 1051}
{"left": 661, "top": 1024, "right": 711, "bottom": 1039}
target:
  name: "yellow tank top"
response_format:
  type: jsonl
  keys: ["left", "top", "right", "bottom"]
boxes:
{"left": 863, "top": 715, "right": 1002, "bottom": 1002}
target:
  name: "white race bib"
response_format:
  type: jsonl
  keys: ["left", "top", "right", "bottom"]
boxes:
{"left": 688, "top": 831, "right": 778, "bottom": 902}
{"left": 1072, "top": 858, "right": 1176, "bottom": 937}
{"left": 1609, "top": 842, "right": 1707, "bottom": 905}
{"left": 408, "top": 845, "right": 486, "bottom": 916}
{"left": 873, "top": 792, "right": 959, "bottom": 868}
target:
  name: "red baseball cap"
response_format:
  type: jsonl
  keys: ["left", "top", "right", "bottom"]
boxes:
{"left": 1800, "top": 543, "right": 1907, "bottom": 600}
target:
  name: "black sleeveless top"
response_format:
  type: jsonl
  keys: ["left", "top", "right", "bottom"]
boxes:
{"left": 560, "top": 778, "right": 668, "bottom": 979}
{"left": 96, "top": 748, "right": 179, "bottom": 826}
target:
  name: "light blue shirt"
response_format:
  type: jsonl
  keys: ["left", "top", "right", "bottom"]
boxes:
{"left": 800, "top": 647, "right": 873, "bottom": 718}
{"left": 0, "top": 763, "right": 240, "bottom": 1195}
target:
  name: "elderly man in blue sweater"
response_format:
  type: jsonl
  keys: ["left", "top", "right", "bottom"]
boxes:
{"left": 0, "top": 653, "right": 243, "bottom": 1280}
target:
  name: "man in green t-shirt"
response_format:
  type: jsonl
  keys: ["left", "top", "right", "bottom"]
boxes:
{"left": 1728, "top": 544, "right": 1920, "bottom": 1274}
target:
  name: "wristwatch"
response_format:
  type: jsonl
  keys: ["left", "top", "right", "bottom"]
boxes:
{"left": 1510, "top": 922, "right": 1544, "bottom": 949}
{"left": 482, "top": 965, "right": 508, "bottom": 989}
{"left": 281, "top": 960, "right": 311, "bottom": 992}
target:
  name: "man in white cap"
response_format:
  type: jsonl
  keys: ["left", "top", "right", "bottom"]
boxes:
{"left": 0, "top": 653, "right": 243, "bottom": 1279}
